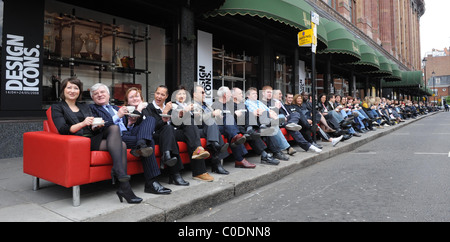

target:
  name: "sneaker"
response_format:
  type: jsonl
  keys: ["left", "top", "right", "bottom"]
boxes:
{"left": 193, "top": 173, "right": 214, "bottom": 182}
{"left": 331, "top": 135, "right": 343, "bottom": 147}
{"left": 308, "top": 145, "right": 322, "bottom": 153}
{"left": 285, "top": 123, "right": 302, "bottom": 131}
{"left": 192, "top": 146, "right": 210, "bottom": 159}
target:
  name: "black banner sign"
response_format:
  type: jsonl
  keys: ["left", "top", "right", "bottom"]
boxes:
{"left": 1, "top": 0, "right": 44, "bottom": 110}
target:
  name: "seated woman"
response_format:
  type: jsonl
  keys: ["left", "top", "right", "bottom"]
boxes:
{"left": 51, "top": 77, "right": 142, "bottom": 204}
{"left": 293, "top": 94, "right": 342, "bottom": 147}
{"left": 301, "top": 92, "right": 335, "bottom": 133}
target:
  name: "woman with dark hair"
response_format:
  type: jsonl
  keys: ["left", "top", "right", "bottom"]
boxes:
{"left": 51, "top": 77, "right": 142, "bottom": 204}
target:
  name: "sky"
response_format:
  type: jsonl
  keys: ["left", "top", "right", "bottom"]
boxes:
{"left": 420, "top": 0, "right": 450, "bottom": 58}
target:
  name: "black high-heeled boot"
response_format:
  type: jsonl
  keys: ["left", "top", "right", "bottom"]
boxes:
{"left": 111, "top": 170, "right": 131, "bottom": 185}
{"left": 116, "top": 181, "right": 143, "bottom": 204}
{"left": 168, "top": 173, "right": 189, "bottom": 186}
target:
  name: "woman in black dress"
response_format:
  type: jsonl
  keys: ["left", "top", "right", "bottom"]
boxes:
{"left": 51, "top": 77, "right": 142, "bottom": 204}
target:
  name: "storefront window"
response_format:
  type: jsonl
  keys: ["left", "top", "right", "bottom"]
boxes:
{"left": 43, "top": 0, "right": 166, "bottom": 107}
{"left": 274, "top": 54, "right": 293, "bottom": 95}
{"left": 212, "top": 46, "right": 258, "bottom": 93}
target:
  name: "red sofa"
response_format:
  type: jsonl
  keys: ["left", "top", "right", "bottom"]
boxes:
{"left": 23, "top": 108, "right": 292, "bottom": 206}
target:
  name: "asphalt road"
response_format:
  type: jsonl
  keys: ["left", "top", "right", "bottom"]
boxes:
{"left": 179, "top": 111, "right": 450, "bottom": 222}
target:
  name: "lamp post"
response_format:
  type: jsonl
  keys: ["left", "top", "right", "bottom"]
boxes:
{"left": 432, "top": 71, "right": 436, "bottom": 106}
{"left": 422, "top": 57, "right": 427, "bottom": 103}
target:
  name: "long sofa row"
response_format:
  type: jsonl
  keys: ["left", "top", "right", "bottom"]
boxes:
{"left": 23, "top": 108, "right": 293, "bottom": 206}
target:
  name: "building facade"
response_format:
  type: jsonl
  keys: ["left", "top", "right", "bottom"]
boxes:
{"left": 0, "top": 0, "right": 426, "bottom": 158}
{"left": 423, "top": 51, "right": 450, "bottom": 105}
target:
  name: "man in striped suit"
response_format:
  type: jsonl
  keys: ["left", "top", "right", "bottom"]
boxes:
{"left": 89, "top": 83, "right": 171, "bottom": 195}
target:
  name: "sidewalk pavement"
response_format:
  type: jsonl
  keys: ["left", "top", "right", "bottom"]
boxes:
{"left": 0, "top": 112, "right": 437, "bottom": 222}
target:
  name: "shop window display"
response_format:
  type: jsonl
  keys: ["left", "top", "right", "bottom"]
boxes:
{"left": 42, "top": 0, "right": 166, "bottom": 108}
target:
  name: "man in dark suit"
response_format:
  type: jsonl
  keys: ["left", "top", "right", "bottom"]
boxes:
{"left": 89, "top": 83, "right": 172, "bottom": 195}
{"left": 193, "top": 85, "right": 256, "bottom": 169}
{"left": 228, "top": 86, "right": 281, "bottom": 166}
{"left": 142, "top": 85, "right": 189, "bottom": 187}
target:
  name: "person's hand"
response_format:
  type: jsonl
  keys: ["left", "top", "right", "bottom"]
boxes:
{"left": 255, "top": 108, "right": 264, "bottom": 116}
{"left": 184, "top": 103, "right": 193, "bottom": 112}
{"left": 235, "top": 110, "right": 244, "bottom": 117}
{"left": 163, "top": 102, "right": 172, "bottom": 114}
{"left": 83, "top": 117, "right": 95, "bottom": 127}
{"left": 136, "top": 102, "right": 147, "bottom": 112}
{"left": 117, "top": 106, "right": 127, "bottom": 118}
{"left": 212, "top": 109, "right": 222, "bottom": 117}
{"left": 128, "top": 116, "right": 138, "bottom": 126}
{"left": 269, "top": 110, "right": 278, "bottom": 119}
{"left": 275, "top": 100, "right": 282, "bottom": 109}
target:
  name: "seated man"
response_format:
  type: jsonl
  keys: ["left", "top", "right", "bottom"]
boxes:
{"left": 272, "top": 89, "right": 323, "bottom": 153}
{"left": 142, "top": 85, "right": 190, "bottom": 187}
{"left": 193, "top": 85, "right": 256, "bottom": 169}
{"left": 89, "top": 83, "right": 171, "bottom": 195}
{"left": 172, "top": 85, "right": 229, "bottom": 176}
{"left": 215, "top": 86, "right": 279, "bottom": 166}
{"left": 245, "top": 87, "right": 291, "bottom": 160}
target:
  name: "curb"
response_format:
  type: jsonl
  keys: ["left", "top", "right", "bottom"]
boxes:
{"left": 85, "top": 112, "right": 437, "bottom": 222}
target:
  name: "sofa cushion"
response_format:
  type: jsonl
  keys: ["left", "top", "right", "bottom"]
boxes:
{"left": 90, "top": 150, "right": 141, "bottom": 166}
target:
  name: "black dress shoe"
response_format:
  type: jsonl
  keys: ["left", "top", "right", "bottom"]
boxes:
{"left": 273, "top": 151, "right": 289, "bottom": 161}
{"left": 161, "top": 151, "right": 178, "bottom": 167}
{"left": 211, "top": 157, "right": 229, "bottom": 175}
{"left": 144, "top": 181, "right": 171, "bottom": 195}
{"left": 130, "top": 143, "right": 153, "bottom": 158}
{"left": 169, "top": 173, "right": 189, "bottom": 186}
{"left": 261, "top": 152, "right": 280, "bottom": 165}
{"left": 245, "top": 126, "right": 261, "bottom": 140}
{"left": 208, "top": 142, "right": 229, "bottom": 154}
{"left": 130, "top": 140, "right": 153, "bottom": 158}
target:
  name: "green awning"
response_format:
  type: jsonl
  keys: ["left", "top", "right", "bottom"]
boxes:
{"left": 369, "top": 51, "right": 393, "bottom": 77}
{"left": 282, "top": 0, "right": 328, "bottom": 49}
{"left": 317, "top": 20, "right": 361, "bottom": 63}
{"left": 206, "top": 0, "right": 328, "bottom": 49}
{"left": 382, "top": 71, "right": 430, "bottom": 96}
{"left": 382, "top": 71, "right": 423, "bottom": 88}
{"left": 351, "top": 38, "right": 380, "bottom": 72}
{"left": 384, "top": 60, "right": 402, "bottom": 81}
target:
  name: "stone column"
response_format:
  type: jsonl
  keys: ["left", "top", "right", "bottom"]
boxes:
{"left": 379, "top": 0, "right": 392, "bottom": 55}
{"left": 180, "top": 6, "right": 196, "bottom": 92}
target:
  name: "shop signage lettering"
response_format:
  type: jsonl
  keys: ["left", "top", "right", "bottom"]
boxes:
{"left": 1, "top": 0, "right": 44, "bottom": 111}
{"left": 4, "top": 34, "right": 41, "bottom": 94}
{"left": 197, "top": 30, "right": 213, "bottom": 105}
{"left": 198, "top": 65, "right": 212, "bottom": 98}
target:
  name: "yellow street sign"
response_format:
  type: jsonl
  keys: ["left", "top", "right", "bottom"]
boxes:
{"left": 298, "top": 29, "right": 313, "bottom": 47}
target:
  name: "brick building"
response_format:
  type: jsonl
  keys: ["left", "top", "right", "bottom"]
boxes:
{"left": 326, "top": 0, "right": 423, "bottom": 71}
{"left": 423, "top": 51, "right": 450, "bottom": 104}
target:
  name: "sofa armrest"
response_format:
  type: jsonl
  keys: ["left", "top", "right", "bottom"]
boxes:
{"left": 23, "top": 131, "right": 92, "bottom": 188}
